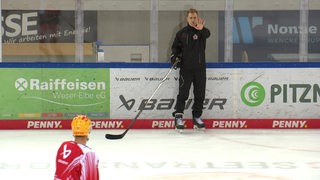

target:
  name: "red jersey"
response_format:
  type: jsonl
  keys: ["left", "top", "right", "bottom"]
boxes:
{"left": 54, "top": 141, "right": 99, "bottom": 180}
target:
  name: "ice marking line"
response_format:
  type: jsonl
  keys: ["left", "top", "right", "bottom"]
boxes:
{"left": 140, "top": 171, "right": 290, "bottom": 180}
{"left": 21, "top": 96, "right": 106, "bottom": 107}
{"left": 210, "top": 133, "right": 320, "bottom": 153}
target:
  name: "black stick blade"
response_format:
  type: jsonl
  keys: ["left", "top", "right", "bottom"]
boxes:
{"left": 105, "top": 133, "right": 124, "bottom": 140}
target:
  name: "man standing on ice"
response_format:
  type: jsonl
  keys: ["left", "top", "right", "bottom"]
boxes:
{"left": 170, "top": 8, "right": 210, "bottom": 131}
{"left": 54, "top": 114, "right": 99, "bottom": 180}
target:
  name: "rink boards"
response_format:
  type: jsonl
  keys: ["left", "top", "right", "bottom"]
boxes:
{"left": 1, "top": 62, "right": 320, "bottom": 129}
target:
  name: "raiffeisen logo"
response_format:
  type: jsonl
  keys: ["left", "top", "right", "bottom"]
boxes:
{"left": 241, "top": 82, "right": 266, "bottom": 106}
{"left": 15, "top": 78, "right": 106, "bottom": 91}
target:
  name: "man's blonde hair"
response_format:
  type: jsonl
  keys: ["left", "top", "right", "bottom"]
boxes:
{"left": 187, "top": 8, "right": 198, "bottom": 17}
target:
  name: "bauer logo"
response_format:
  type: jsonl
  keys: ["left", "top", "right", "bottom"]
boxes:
{"left": 241, "top": 82, "right": 266, "bottom": 106}
{"left": 118, "top": 95, "right": 227, "bottom": 111}
{"left": 14, "top": 78, "right": 106, "bottom": 91}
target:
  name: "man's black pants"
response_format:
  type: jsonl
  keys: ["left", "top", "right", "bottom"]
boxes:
{"left": 174, "top": 68, "right": 206, "bottom": 118}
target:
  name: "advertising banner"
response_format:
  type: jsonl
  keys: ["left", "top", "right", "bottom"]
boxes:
{"left": 2, "top": 10, "right": 97, "bottom": 43}
{"left": 0, "top": 67, "right": 109, "bottom": 129}
{"left": 1, "top": 63, "right": 320, "bottom": 129}
{"left": 109, "top": 66, "right": 320, "bottom": 129}
{"left": 218, "top": 10, "right": 320, "bottom": 62}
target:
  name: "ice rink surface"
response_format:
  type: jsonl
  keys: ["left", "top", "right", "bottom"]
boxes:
{"left": 1, "top": 129, "right": 320, "bottom": 180}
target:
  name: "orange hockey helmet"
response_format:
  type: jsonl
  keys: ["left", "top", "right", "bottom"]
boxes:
{"left": 71, "top": 114, "right": 91, "bottom": 136}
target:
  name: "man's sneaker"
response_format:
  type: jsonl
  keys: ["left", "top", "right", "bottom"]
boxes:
{"left": 193, "top": 117, "right": 206, "bottom": 129}
{"left": 174, "top": 114, "right": 184, "bottom": 131}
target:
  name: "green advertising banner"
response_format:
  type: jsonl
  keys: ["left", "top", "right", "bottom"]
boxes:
{"left": 0, "top": 68, "right": 109, "bottom": 119}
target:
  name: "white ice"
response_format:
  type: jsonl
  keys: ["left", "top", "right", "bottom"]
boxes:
{"left": 1, "top": 129, "right": 320, "bottom": 180}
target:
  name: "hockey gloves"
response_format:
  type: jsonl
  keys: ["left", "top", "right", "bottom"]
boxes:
{"left": 170, "top": 55, "right": 181, "bottom": 70}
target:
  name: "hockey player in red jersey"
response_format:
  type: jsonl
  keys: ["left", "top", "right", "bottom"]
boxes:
{"left": 54, "top": 114, "right": 99, "bottom": 180}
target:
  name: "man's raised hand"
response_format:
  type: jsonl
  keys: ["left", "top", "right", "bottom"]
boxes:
{"left": 194, "top": 18, "right": 205, "bottom": 30}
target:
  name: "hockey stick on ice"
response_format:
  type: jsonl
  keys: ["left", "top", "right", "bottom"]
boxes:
{"left": 105, "top": 60, "right": 179, "bottom": 140}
